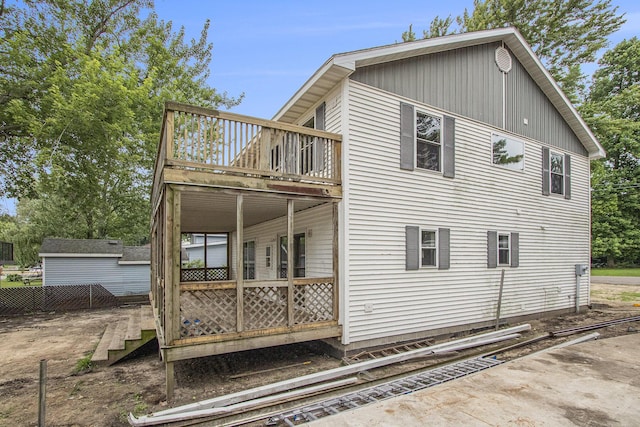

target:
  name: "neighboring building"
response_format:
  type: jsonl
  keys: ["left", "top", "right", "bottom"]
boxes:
{"left": 181, "top": 233, "right": 229, "bottom": 281}
{"left": 39, "top": 238, "right": 150, "bottom": 296}
{"left": 149, "top": 27, "right": 602, "bottom": 396}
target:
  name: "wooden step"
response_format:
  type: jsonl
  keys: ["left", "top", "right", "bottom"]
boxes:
{"left": 91, "top": 322, "right": 117, "bottom": 363}
{"left": 140, "top": 305, "right": 156, "bottom": 331}
{"left": 108, "top": 319, "right": 128, "bottom": 351}
{"left": 126, "top": 310, "right": 142, "bottom": 341}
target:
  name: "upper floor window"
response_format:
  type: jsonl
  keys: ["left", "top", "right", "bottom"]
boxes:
{"left": 492, "top": 133, "right": 524, "bottom": 170}
{"left": 416, "top": 112, "right": 441, "bottom": 171}
{"left": 550, "top": 152, "right": 564, "bottom": 195}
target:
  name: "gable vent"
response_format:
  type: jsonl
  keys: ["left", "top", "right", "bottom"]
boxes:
{"left": 495, "top": 46, "right": 512, "bottom": 73}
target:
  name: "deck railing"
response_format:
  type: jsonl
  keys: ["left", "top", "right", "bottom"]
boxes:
{"left": 177, "top": 277, "right": 336, "bottom": 342}
{"left": 153, "top": 101, "right": 342, "bottom": 206}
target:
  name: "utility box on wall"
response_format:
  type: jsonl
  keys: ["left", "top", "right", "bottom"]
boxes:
{"left": 575, "top": 264, "right": 588, "bottom": 276}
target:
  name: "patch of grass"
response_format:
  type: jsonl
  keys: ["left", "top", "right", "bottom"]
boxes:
{"left": 73, "top": 353, "right": 94, "bottom": 374}
{"left": 133, "top": 392, "right": 148, "bottom": 415}
{"left": 591, "top": 268, "right": 640, "bottom": 277}
{"left": 620, "top": 292, "right": 640, "bottom": 302}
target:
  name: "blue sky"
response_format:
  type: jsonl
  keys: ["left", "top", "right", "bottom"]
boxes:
{"left": 1, "top": 0, "right": 639, "bottom": 215}
{"left": 153, "top": 0, "right": 640, "bottom": 119}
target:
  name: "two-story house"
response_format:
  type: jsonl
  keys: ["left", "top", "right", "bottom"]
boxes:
{"left": 149, "top": 27, "right": 603, "bottom": 397}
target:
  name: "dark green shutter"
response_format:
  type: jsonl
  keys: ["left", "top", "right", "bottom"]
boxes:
{"left": 542, "top": 147, "right": 550, "bottom": 196}
{"left": 510, "top": 232, "right": 519, "bottom": 268}
{"left": 438, "top": 228, "right": 450, "bottom": 270}
{"left": 442, "top": 116, "right": 455, "bottom": 178}
{"left": 564, "top": 154, "right": 571, "bottom": 200}
{"left": 400, "top": 102, "right": 415, "bottom": 171}
{"left": 487, "top": 231, "right": 497, "bottom": 268}
{"left": 406, "top": 226, "right": 419, "bottom": 270}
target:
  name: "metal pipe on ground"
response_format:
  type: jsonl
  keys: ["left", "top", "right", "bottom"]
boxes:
{"left": 130, "top": 324, "right": 530, "bottom": 425}
{"left": 128, "top": 377, "right": 359, "bottom": 426}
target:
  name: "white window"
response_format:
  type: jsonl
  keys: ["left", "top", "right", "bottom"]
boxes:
{"left": 492, "top": 134, "right": 524, "bottom": 170}
{"left": 421, "top": 229, "right": 437, "bottom": 267}
{"left": 416, "top": 112, "right": 441, "bottom": 171}
{"left": 243, "top": 240, "right": 255, "bottom": 280}
{"left": 498, "top": 233, "right": 510, "bottom": 265}
{"left": 265, "top": 245, "right": 272, "bottom": 268}
{"left": 550, "top": 152, "right": 564, "bottom": 195}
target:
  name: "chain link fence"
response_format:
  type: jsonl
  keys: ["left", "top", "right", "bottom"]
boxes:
{"left": 0, "top": 284, "right": 119, "bottom": 315}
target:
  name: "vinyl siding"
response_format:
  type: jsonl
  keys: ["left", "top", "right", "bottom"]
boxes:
{"left": 345, "top": 80, "right": 590, "bottom": 343}
{"left": 229, "top": 203, "right": 334, "bottom": 280}
{"left": 43, "top": 257, "right": 150, "bottom": 296}
{"left": 350, "top": 42, "right": 587, "bottom": 156}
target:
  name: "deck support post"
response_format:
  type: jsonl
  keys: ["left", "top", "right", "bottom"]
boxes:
{"left": 236, "top": 194, "right": 244, "bottom": 332}
{"left": 165, "top": 361, "right": 175, "bottom": 402}
{"left": 163, "top": 185, "right": 181, "bottom": 401}
{"left": 287, "top": 199, "right": 295, "bottom": 327}
{"left": 332, "top": 202, "right": 339, "bottom": 321}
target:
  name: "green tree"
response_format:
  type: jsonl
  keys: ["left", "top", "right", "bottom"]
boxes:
{"left": 584, "top": 38, "right": 640, "bottom": 266}
{"left": 0, "top": 0, "right": 240, "bottom": 253}
{"left": 403, "top": 0, "right": 625, "bottom": 100}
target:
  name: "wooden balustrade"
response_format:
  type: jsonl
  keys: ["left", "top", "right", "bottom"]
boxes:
{"left": 152, "top": 101, "right": 342, "bottom": 208}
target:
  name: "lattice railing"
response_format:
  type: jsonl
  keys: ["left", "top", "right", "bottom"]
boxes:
{"left": 180, "top": 288, "right": 236, "bottom": 337}
{"left": 180, "top": 267, "right": 229, "bottom": 282}
{"left": 177, "top": 278, "right": 335, "bottom": 338}
{"left": 293, "top": 280, "right": 334, "bottom": 324}
{"left": 243, "top": 286, "right": 288, "bottom": 331}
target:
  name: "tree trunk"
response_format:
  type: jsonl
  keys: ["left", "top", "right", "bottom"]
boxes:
{"left": 606, "top": 255, "right": 616, "bottom": 268}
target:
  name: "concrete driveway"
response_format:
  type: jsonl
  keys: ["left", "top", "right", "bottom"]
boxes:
{"left": 309, "top": 333, "right": 640, "bottom": 426}
{"left": 591, "top": 275, "right": 640, "bottom": 285}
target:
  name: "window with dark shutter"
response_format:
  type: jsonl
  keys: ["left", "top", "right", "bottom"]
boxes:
{"left": 400, "top": 103, "right": 415, "bottom": 170}
{"left": 405, "top": 226, "right": 419, "bottom": 270}
{"left": 510, "top": 232, "right": 519, "bottom": 267}
{"left": 443, "top": 116, "right": 455, "bottom": 178}
{"left": 542, "top": 147, "right": 550, "bottom": 196}
{"left": 487, "top": 231, "right": 498, "bottom": 268}
{"left": 438, "top": 228, "right": 450, "bottom": 270}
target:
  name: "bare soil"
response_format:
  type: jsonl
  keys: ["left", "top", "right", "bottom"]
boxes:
{"left": 1, "top": 284, "right": 639, "bottom": 427}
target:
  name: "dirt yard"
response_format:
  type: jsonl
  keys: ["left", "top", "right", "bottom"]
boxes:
{"left": 0, "top": 283, "right": 639, "bottom": 426}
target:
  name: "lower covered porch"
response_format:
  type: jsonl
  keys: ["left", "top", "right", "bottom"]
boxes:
{"left": 151, "top": 185, "right": 341, "bottom": 397}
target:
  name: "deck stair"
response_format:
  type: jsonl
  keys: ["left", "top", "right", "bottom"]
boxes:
{"left": 91, "top": 305, "right": 157, "bottom": 366}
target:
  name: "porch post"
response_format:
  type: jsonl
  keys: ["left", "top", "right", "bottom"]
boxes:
{"left": 236, "top": 194, "right": 244, "bottom": 332}
{"left": 332, "top": 201, "right": 339, "bottom": 321}
{"left": 163, "top": 185, "right": 181, "bottom": 401}
{"left": 287, "top": 199, "right": 295, "bottom": 326}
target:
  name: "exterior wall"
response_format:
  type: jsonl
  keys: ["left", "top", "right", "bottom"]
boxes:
{"left": 504, "top": 48, "right": 587, "bottom": 156}
{"left": 184, "top": 243, "right": 227, "bottom": 267}
{"left": 43, "top": 257, "right": 150, "bottom": 296}
{"left": 344, "top": 80, "right": 590, "bottom": 344}
{"left": 229, "top": 203, "right": 334, "bottom": 280}
{"left": 350, "top": 43, "right": 585, "bottom": 156}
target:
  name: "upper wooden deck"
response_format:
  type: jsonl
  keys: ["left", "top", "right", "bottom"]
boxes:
{"left": 152, "top": 102, "right": 342, "bottom": 208}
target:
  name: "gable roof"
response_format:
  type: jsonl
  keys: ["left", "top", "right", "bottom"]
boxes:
{"left": 40, "top": 238, "right": 123, "bottom": 257}
{"left": 273, "top": 27, "right": 605, "bottom": 160}
{"left": 121, "top": 246, "right": 150, "bottom": 262}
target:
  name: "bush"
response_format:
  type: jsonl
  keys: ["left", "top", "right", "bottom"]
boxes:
{"left": 6, "top": 274, "right": 22, "bottom": 282}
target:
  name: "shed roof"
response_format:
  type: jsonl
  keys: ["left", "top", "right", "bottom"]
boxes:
{"left": 273, "top": 27, "right": 604, "bottom": 159}
{"left": 39, "top": 238, "right": 123, "bottom": 257}
{"left": 121, "top": 246, "right": 150, "bottom": 262}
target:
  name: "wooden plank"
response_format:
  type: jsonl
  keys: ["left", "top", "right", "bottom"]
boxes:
{"left": 236, "top": 194, "right": 244, "bottom": 333}
{"left": 165, "top": 101, "right": 342, "bottom": 141}
{"left": 140, "top": 305, "right": 156, "bottom": 331}
{"left": 125, "top": 310, "right": 142, "bottom": 341}
{"left": 165, "top": 324, "right": 342, "bottom": 362}
{"left": 165, "top": 110, "right": 174, "bottom": 160}
{"left": 91, "top": 323, "right": 117, "bottom": 363}
{"left": 171, "top": 188, "right": 182, "bottom": 345}
{"left": 180, "top": 281, "right": 236, "bottom": 291}
{"left": 332, "top": 201, "right": 340, "bottom": 321}
{"left": 287, "top": 199, "right": 294, "bottom": 327}
{"left": 163, "top": 168, "right": 342, "bottom": 198}
{"left": 108, "top": 319, "right": 127, "bottom": 351}
{"left": 163, "top": 187, "right": 175, "bottom": 345}
{"left": 166, "top": 361, "right": 175, "bottom": 402}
